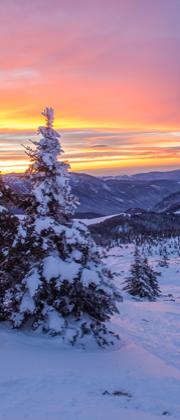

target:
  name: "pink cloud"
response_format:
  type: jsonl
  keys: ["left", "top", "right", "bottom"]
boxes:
{"left": 0, "top": 0, "right": 179, "bottom": 173}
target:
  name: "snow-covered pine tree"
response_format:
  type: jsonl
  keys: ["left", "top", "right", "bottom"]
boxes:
{"left": 123, "top": 247, "right": 160, "bottom": 300}
{"left": 142, "top": 257, "right": 161, "bottom": 298}
{"left": 2, "top": 108, "right": 121, "bottom": 346}
{"left": 0, "top": 173, "right": 19, "bottom": 319}
{"left": 159, "top": 246, "right": 169, "bottom": 268}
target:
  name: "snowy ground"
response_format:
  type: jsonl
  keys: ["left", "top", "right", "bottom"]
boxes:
{"left": 77, "top": 213, "right": 124, "bottom": 225}
{"left": 0, "top": 244, "right": 179, "bottom": 420}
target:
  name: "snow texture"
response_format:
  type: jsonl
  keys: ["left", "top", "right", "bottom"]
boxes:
{"left": 0, "top": 244, "right": 179, "bottom": 419}
{"left": 43, "top": 255, "right": 81, "bottom": 283}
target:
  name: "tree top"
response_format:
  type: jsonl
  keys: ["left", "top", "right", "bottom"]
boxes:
{"left": 42, "top": 107, "right": 54, "bottom": 129}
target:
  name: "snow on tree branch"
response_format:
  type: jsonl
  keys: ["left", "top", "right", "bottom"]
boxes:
{"left": 42, "top": 107, "right": 54, "bottom": 129}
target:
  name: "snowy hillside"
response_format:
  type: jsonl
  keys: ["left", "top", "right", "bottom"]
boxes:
{"left": 0, "top": 243, "right": 179, "bottom": 420}
{"left": 154, "top": 190, "right": 180, "bottom": 213}
{"left": 80, "top": 213, "right": 125, "bottom": 225}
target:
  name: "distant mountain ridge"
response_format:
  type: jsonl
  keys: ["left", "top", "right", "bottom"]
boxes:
{"left": 3, "top": 169, "right": 180, "bottom": 217}
{"left": 103, "top": 169, "right": 180, "bottom": 181}
{"left": 132, "top": 169, "right": 180, "bottom": 181}
{"left": 154, "top": 190, "right": 180, "bottom": 213}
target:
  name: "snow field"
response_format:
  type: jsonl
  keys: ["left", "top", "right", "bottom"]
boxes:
{"left": 0, "top": 242, "right": 179, "bottom": 420}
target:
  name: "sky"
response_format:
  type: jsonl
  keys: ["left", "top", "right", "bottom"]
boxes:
{"left": 0, "top": 0, "right": 180, "bottom": 175}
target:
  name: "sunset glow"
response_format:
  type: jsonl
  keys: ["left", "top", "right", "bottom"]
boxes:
{"left": 0, "top": 0, "right": 179, "bottom": 175}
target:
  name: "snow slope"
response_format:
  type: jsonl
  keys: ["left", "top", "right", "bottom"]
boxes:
{"left": 79, "top": 213, "right": 123, "bottom": 225}
{"left": 0, "top": 245, "right": 179, "bottom": 420}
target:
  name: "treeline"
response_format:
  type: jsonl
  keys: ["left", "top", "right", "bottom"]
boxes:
{"left": 89, "top": 212, "right": 180, "bottom": 246}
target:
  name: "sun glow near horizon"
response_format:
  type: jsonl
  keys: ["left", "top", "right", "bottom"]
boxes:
{"left": 1, "top": 117, "right": 180, "bottom": 175}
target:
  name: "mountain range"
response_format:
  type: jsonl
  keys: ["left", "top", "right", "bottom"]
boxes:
{"left": 4, "top": 169, "right": 180, "bottom": 217}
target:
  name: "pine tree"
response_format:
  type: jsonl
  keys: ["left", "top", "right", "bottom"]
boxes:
{"left": 0, "top": 173, "right": 19, "bottom": 319}
{"left": 2, "top": 108, "right": 121, "bottom": 346}
{"left": 142, "top": 257, "right": 161, "bottom": 298}
{"left": 123, "top": 248, "right": 160, "bottom": 300}
{"left": 0, "top": 173, "right": 19, "bottom": 262}
{"left": 159, "top": 246, "right": 169, "bottom": 268}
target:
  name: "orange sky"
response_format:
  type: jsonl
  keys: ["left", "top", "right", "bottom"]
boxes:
{"left": 0, "top": 0, "right": 180, "bottom": 175}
